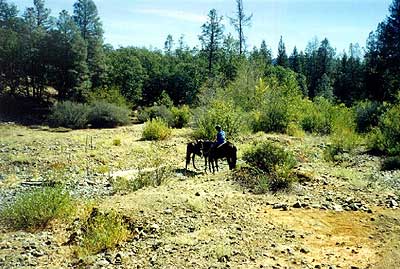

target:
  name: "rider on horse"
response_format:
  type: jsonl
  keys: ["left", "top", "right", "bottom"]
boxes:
{"left": 215, "top": 125, "right": 226, "bottom": 147}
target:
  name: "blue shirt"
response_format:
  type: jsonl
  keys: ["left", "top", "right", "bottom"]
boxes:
{"left": 216, "top": 130, "right": 226, "bottom": 145}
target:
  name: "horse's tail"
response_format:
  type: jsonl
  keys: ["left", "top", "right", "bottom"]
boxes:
{"left": 231, "top": 145, "right": 237, "bottom": 170}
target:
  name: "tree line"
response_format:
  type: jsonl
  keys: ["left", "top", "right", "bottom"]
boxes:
{"left": 0, "top": 0, "right": 399, "bottom": 111}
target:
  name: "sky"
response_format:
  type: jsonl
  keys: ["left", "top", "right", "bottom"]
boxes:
{"left": 13, "top": 0, "right": 393, "bottom": 56}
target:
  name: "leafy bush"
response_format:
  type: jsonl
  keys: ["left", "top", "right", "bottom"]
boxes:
{"left": 88, "top": 101, "right": 130, "bottom": 128}
{"left": 354, "top": 100, "right": 383, "bottom": 133}
{"left": 193, "top": 100, "right": 245, "bottom": 140}
{"left": 76, "top": 210, "right": 130, "bottom": 257}
{"left": 382, "top": 156, "right": 400, "bottom": 171}
{"left": 300, "top": 97, "right": 333, "bottom": 135}
{"left": 249, "top": 75, "right": 303, "bottom": 134}
{"left": 142, "top": 118, "right": 171, "bottom": 140}
{"left": 137, "top": 105, "right": 173, "bottom": 125}
{"left": 0, "top": 186, "right": 74, "bottom": 230}
{"left": 170, "top": 105, "right": 191, "bottom": 128}
{"left": 369, "top": 104, "right": 400, "bottom": 155}
{"left": 243, "top": 141, "right": 297, "bottom": 173}
{"left": 240, "top": 142, "right": 297, "bottom": 192}
{"left": 87, "top": 86, "right": 129, "bottom": 108}
{"left": 48, "top": 101, "right": 89, "bottom": 129}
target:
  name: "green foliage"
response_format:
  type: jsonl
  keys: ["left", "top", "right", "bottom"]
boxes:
{"left": 87, "top": 86, "right": 129, "bottom": 108}
{"left": 48, "top": 101, "right": 89, "bottom": 129}
{"left": 76, "top": 210, "right": 130, "bottom": 258}
{"left": 250, "top": 70, "right": 303, "bottom": 134}
{"left": 88, "top": 101, "right": 130, "bottom": 128}
{"left": 237, "top": 141, "right": 297, "bottom": 192}
{"left": 0, "top": 186, "right": 74, "bottom": 230}
{"left": 243, "top": 141, "right": 297, "bottom": 173}
{"left": 354, "top": 100, "right": 383, "bottom": 133}
{"left": 369, "top": 104, "right": 400, "bottom": 155}
{"left": 137, "top": 105, "right": 173, "bottom": 125}
{"left": 193, "top": 99, "right": 245, "bottom": 140}
{"left": 142, "top": 118, "right": 171, "bottom": 141}
{"left": 382, "top": 156, "right": 400, "bottom": 171}
{"left": 300, "top": 97, "right": 333, "bottom": 135}
{"left": 170, "top": 105, "right": 191, "bottom": 128}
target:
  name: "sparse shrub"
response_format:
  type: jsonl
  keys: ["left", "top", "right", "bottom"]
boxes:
{"left": 242, "top": 141, "right": 296, "bottom": 174}
{"left": 142, "top": 118, "right": 171, "bottom": 140}
{"left": 382, "top": 156, "right": 400, "bottom": 171}
{"left": 368, "top": 104, "right": 400, "bottom": 156}
{"left": 251, "top": 97, "right": 289, "bottom": 133}
{"left": 113, "top": 138, "right": 121, "bottom": 146}
{"left": 238, "top": 142, "right": 297, "bottom": 192}
{"left": 0, "top": 186, "right": 74, "bottom": 230}
{"left": 324, "top": 105, "right": 360, "bottom": 161}
{"left": 170, "top": 105, "right": 191, "bottom": 128}
{"left": 137, "top": 105, "right": 173, "bottom": 125}
{"left": 88, "top": 101, "right": 130, "bottom": 128}
{"left": 76, "top": 210, "right": 130, "bottom": 258}
{"left": 48, "top": 101, "right": 89, "bottom": 129}
{"left": 193, "top": 100, "right": 245, "bottom": 140}
{"left": 300, "top": 97, "right": 333, "bottom": 135}
{"left": 87, "top": 86, "right": 129, "bottom": 108}
{"left": 354, "top": 100, "right": 383, "bottom": 133}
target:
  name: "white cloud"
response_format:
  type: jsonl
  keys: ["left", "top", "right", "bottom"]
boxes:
{"left": 136, "top": 8, "right": 207, "bottom": 23}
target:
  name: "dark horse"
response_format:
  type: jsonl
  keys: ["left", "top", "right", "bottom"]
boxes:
{"left": 185, "top": 141, "right": 203, "bottom": 171}
{"left": 204, "top": 141, "right": 237, "bottom": 173}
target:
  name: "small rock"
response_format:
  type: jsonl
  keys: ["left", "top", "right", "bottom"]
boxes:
{"left": 164, "top": 208, "right": 173, "bottom": 215}
{"left": 293, "top": 201, "right": 302, "bottom": 208}
{"left": 300, "top": 248, "right": 310, "bottom": 254}
{"left": 195, "top": 192, "right": 201, "bottom": 196}
{"left": 389, "top": 199, "right": 398, "bottom": 208}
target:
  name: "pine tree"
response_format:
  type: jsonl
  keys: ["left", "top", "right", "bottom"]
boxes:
{"left": 73, "top": 0, "right": 105, "bottom": 89}
{"left": 199, "top": 9, "right": 224, "bottom": 75}
{"left": 365, "top": 0, "right": 400, "bottom": 101}
{"left": 276, "top": 36, "right": 289, "bottom": 67}
{"left": 229, "top": 0, "right": 252, "bottom": 55}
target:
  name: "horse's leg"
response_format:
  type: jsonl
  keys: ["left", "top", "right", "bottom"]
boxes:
{"left": 216, "top": 158, "right": 219, "bottom": 172}
{"left": 192, "top": 154, "right": 197, "bottom": 170}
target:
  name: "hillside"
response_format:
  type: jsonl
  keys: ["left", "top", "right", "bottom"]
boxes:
{"left": 0, "top": 123, "right": 399, "bottom": 268}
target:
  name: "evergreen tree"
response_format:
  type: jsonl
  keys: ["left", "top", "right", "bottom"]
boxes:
{"left": 365, "top": 0, "right": 400, "bottom": 101}
{"left": 315, "top": 73, "right": 334, "bottom": 101}
{"left": 289, "top": 46, "right": 303, "bottom": 73}
{"left": 276, "top": 36, "right": 289, "bottom": 67}
{"left": 47, "top": 10, "right": 90, "bottom": 100}
{"left": 229, "top": 0, "right": 252, "bottom": 55}
{"left": 73, "top": 0, "right": 105, "bottom": 89}
{"left": 199, "top": 9, "right": 224, "bottom": 75}
{"left": 164, "top": 34, "right": 174, "bottom": 55}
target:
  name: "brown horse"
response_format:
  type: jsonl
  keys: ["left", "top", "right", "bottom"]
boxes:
{"left": 185, "top": 141, "right": 203, "bottom": 171}
{"left": 204, "top": 141, "right": 237, "bottom": 173}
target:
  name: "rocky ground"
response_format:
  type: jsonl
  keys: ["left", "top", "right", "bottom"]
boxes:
{"left": 0, "top": 123, "right": 399, "bottom": 268}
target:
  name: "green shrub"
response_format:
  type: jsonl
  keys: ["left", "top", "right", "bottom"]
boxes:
{"left": 240, "top": 142, "right": 297, "bottom": 192}
{"left": 0, "top": 186, "right": 74, "bottom": 230}
{"left": 378, "top": 104, "right": 400, "bottom": 155}
{"left": 354, "top": 100, "right": 383, "bottom": 133}
{"left": 369, "top": 104, "right": 400, "bottom": 156}
{"left": 251, "top": 98, "right": 289, "bottom": 133}
{"left": 243, "top": 141, "right": 297, "bottom": 173}
{"left": 48, "top": 101, "right": 89, "bottom": 129}
{"left": 88, "top": 101, "right": 130, "bottom": 128}
{"left": 142, "top": 118, "right": 171, "bottom": 140}
{"left": 137, "top": 105, "right": 173, "bottom": 125}
{"left": 76, "top": 210, "right": 130, "bottom": 257}
{"left": 382, "top": 156, "right": 400, "bottom": 171}
{"left": 170, "top": 105, "right": 191, "bottom": 128}
{"left": 87, "top": 86, "right": 129, "bottom": 108}
{"left": 300, "top": 97, "right": 333, "bottom": 135}
{"left": 193, "top": 100, "right": 245, "bottom": 140}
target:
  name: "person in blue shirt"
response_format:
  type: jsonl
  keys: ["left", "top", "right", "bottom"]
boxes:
{"left": 215, "top": 125, "right": 226, "bottom": 147}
